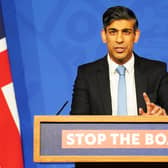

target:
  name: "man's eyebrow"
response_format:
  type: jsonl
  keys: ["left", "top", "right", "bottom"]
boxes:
{"left": 108, "top": 28, "right": 117, "bottom": 30}
{"left": 107, "top": 28, "right": 133, "bottom": 31}
{"left": 107, "top": 28, "right": 118, "bottom": 32}
{"left": 122, "top": 28, "right": 133, "bottom": 31}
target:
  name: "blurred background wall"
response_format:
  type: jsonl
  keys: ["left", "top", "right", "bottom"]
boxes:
{"left": 1, "top": 0, "right": 168, "bottom": 167}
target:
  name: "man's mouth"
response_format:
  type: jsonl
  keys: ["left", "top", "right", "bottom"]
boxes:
{"left": 114, "top": 47, "right": 125, "bottom": 53}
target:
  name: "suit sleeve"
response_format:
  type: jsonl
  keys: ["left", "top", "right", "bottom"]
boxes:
{"left": 70, "top": 66, "right": 90, "bottom": 115}
{"left": 145, "top": 62, "right": 168, "bottom": 114}
{"left": 158, "top": 71, "right": 168, "bottom": 114}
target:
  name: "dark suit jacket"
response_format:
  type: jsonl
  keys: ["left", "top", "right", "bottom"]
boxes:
{"left": 71, "top": 53, "right": 168, "bottom": 115}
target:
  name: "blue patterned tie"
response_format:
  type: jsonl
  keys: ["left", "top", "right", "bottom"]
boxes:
{"left": 116, "top": 66, "right": 127, "bottom": 115}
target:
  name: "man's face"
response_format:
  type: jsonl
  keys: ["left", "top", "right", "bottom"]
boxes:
{"left": 101, "top": 19, "right": 140, "bottom": 64}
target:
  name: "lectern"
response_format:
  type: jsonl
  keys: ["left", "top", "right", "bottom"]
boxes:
{"left": 34, "top": 116, "right": 168, "bottom": 163}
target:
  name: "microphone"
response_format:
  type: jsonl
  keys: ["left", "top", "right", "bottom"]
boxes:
{"left": 55, "top": 101, "right": 68, "bottom": 115}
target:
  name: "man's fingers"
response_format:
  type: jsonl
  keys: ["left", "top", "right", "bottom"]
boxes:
{"left": 140, "top": 93, "right": 167, "bottom": 116}
{"left": 150, "top": 103, "right": 161, "bottom": 115}
{"left": 150, "top": 105, "right": 167, "bottom": 116}
{"left": 139, "top": 107, "right": 145, "bottom": 115}
{"left": 143, "top": 92, "right": 151, "bottom": 104}
{"left": 143, "top": 92, "right": 152, "bottom": 112}
{"left": 154, "top": 109, "right": 166, "bottom": 116}
{"left": 162, "top": 109, "right": 167, "bottom": 116}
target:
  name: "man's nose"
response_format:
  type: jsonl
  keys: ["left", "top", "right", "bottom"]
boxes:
{"left": 116, "top": 32, "right": 124, "bottom": 43}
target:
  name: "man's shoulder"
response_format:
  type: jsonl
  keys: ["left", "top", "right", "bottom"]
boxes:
{"left": 78, "top": 56, "right": 107, "bottom": 71}
{"left": 135, "top": 54, "right": 167, "bottom": 68}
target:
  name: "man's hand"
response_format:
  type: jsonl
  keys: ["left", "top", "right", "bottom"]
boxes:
{"left": 139, "top": 92, "right": 167, "bottom": 116}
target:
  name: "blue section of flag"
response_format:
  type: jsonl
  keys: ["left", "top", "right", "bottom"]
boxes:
{"left": 0, "top": 3, "right": 5, "bottom": 39}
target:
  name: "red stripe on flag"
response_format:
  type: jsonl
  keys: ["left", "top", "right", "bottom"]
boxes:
{"left": 0, "top": 89, "right": 23, "bottom": 167}
{"left": 0, "top": 50, "right": 12, "bottom": 87}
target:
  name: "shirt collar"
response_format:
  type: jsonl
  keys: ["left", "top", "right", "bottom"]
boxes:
{"left": 107, "top": 53, "right": 135, "bottom": 74}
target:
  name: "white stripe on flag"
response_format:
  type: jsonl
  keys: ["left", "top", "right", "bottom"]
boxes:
{"left": 2, "top": 83, "right": 20, "bottom": 132}
{"left": 0, "top": 37, "right": 7, "bottom": 52}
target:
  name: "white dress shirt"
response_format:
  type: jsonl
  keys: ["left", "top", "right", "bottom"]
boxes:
{"left": 107, "top": 54, "right": 138, "bottom": 116}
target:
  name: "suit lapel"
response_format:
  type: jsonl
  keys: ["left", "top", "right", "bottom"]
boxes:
{"left": 95, "top": 55, "right": 147, "bottom": 115}
{"left": 96, "top": 57, "right": 112, "bottom": 115}
{"left": 134, "top": 55, "right": 147, "bottom": 113}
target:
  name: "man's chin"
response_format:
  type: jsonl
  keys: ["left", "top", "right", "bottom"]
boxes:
{"left": 115, "top": 55, "right": 127, "bottom": 61}
{"left": 113, "top": 55, "right": 131, "bottom": 64}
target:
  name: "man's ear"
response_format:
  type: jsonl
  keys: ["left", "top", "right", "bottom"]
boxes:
{"left": 134, "top": 29, "right": 140, "bottom": 43}
{"left": 101, "top": 29, "right": 107, "bottom": 43}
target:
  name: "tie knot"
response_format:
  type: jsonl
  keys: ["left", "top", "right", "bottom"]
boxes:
{"left": 116, "top": 66, "right": 126, "bottom": 75}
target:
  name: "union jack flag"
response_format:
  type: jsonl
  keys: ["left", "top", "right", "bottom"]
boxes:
{"left": 0, "top": 3, "right": 24, "bottom": 168}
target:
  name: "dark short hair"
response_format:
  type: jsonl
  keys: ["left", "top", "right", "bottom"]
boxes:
{"left": 103, "top": 6, "right": 139, "bottom": 30}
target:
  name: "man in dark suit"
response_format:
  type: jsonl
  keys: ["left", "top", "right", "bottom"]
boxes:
{"left": 70, "top": 6, "right": 168, "bottom": 167}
